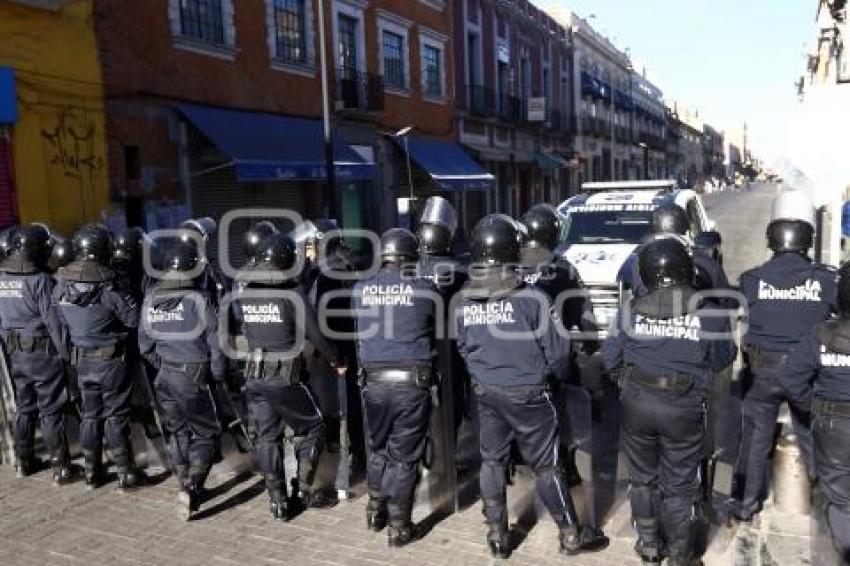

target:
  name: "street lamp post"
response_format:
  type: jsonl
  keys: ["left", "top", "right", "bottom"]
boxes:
{"left": 317, "top": 0, "right": 336, "bottom": 220}
{"left": 393, "top": 126, "right": 415, "bottom": 201}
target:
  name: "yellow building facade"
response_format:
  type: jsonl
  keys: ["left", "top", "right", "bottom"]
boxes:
{"left": 0, "top": 0, "right": 110, "bottom": 235}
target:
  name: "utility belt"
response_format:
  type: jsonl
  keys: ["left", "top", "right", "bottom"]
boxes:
{"left": 813, "top": 397, "right": 850, "bottom": 419}
{"left": 245, "top": 349, "right": 302, "bottom": 385}
{"left": 4, "top": 330, "right": 54, "bottom": 355}
{"left": 359, "top": 365, "right": 433, "bottom": 389}
{"left": 161, "top": 360, "right": 210, "bottom": 384}
{"left": 623, "top": 363, "right": 695, "bottom": 395}
{"left": 71, "top": 342, "right": 126, "bottom": 364}
{"left": 746, "top": 347, "right": 788, "bottom": 371}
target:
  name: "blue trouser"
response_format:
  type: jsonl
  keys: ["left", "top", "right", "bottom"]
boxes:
{"left": 363, "top": 381, "right": 431, "bottom": 521}
{"left": 813, "top": 406, "right": 850, "bottom": 561}
{"left": 475, "top": 383, "right": 576, "bottom": 528}
{"left": 10, "top": 350, "right": 67, "bottom": 460}
{"left": 77, "top": 356, "right": 134, "bottom": 467}
{"left": 739, "top": 365, "right": 813, "bottom": 514}
{"left": 245, "top": 379, "right": 325, "bottom": 490}
{"left": 622, "top": 379, "right": 705, "bottom": 562}
{"left": 155, "top": 366, "right": 220, "bottom": 477}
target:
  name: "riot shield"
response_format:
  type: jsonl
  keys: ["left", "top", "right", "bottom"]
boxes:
{"left": 128, "top": 358, "right": 173, "bottom": 471}
{"left": 419, "top": 336, "right": 458, "bottom": 516}
{"left": 0, "top": 342, "right": 15, "bottom": 465}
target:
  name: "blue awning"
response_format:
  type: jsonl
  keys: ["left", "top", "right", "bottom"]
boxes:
{"left": 394, "top": 136, "right": 493, "bottom": 191}
{"left": 0, "top": 67, "right": 16, "bottom": 124}
{"left": 177, "top": 104, "right": 374, "bottom": 182}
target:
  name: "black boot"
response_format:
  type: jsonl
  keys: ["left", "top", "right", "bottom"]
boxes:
{"left": 14, "top": 452, "right": 37, "bottom": 478}
{"left": 179, "top": 475, "right": 205, "bottom": 521}
{"left": 666, "top": 520, "right": 699, "bottom": 566}
{"left": 265, "top": 475, "right": 290, "bottom": 521}
{"left": 50, "top": 450, "right": 75, "bottom": 486}
{"left": 556, "top": 497, "right": 609, "bottom": 555}
{"left": 83, "top": 448, "right": 105, "bottom": 489}
{"left": 486, "top": 521, "right": 511, "bottom": 559}
{"left": 366, "top": 494, "right": 388, "bottom": 532}
{"left": 291, "top": 478, "right": 336, "bottom": 511}
{"left": 633, "top": 518, "right": 663, "bottom": 563}
{"left": 387, "top": 519, "right": 416, "bottom": 548}
{"left": 116, "top": 465, "right": 143, "bottom": 490}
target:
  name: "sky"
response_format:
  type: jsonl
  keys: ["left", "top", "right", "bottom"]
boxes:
{"left": 530, "top": 0, "right": 817, "bottom": 163}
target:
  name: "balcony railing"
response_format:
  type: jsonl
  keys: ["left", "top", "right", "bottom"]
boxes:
{"left": 336, "top": 69, "right": 384, "bottom": 112}
{"left": 461, "top": 85, "right": 525, "bottom": 123}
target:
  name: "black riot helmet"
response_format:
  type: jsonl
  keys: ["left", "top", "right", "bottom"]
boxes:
{"left": 48, "top": 235, "right": 74, "bottom": 271}
{"left": 650, "top": 203, "right": 689, "bottom": 236}
{"left": 166, "top": 240, "right": 200, "bottom": 273}
{"left": 470, "top": 214, "right": 521, "bottom": 265}
{"left": 243, "top": 221, "right": 279, "bottom": 263}
{"left": 520, "top": 204, "right": 563, "bottom": 251}
{"left": 73, "top": 224, "right": 114, "bottom": 264}
{"left": 766, "top": 220, "right": 813, "bottom": 253}
{"left": 638, "top": 237, "right": 695, "bottom": 291}
{"left": 417, "top": 196, "right": 457, "bottom": 256}
{"left": 11, "top": 223, "right": 52, "bottom": 265}
{"left": 259, "top": 233, "right": 297, "bottom": 271}
{"left": 180, "top": 217, "right": 217, "bottom": 242}
{"left": 0, "top": 226, "right": 18, "bottom": 259}
{"left": 767, "top": 190, "right": 815, "bottom": 253}
{"left": 113, "top": 227, "right": 146, "bottom": 264}
{"left": 380, "top": 228, "right": 419, "bottom": 263}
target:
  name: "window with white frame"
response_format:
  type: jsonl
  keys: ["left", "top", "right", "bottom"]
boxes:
{"left": 383, "top": 31, "right": 405, "bottom": 89}
{"left": 169, "top": 0, "right": 236, "bottom": 56}
{"left": 420, "top": 29, "right": 447, "bottom": 100}
{"left": 272, "top": 0, "right": 309, "bottom": 65}
{"left": 334, "top": 0, "right": 367, "bottom": 79}
{"left": 423, "top": 44, "right": 442, "bottom": 97}
{"left": 378, "top": 12, "right": 411, "bottom": 92}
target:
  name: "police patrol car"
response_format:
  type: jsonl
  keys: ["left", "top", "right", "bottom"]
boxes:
{"left": 557, "top": 180, "right": 720, "bottom": 334}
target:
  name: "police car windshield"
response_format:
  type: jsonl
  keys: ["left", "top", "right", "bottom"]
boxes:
{"left": 562, "top": 206, "right": 653, "bottom": 245}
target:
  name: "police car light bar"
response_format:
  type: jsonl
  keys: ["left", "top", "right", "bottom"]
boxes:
{"left": 580, "top": 180, "right": 678, "bottom": 192}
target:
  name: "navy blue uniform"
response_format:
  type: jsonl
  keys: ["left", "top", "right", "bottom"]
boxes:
{"left": 0, "top": 256, "right": 69, "bottom": 467}
{"left": 602, "top": 290, "right": 736, "bottom": 562}
{"left": 138, "top": 279, "right": 224, "bottom": 482}
{"left": 233, "top": 276, "right": 340, "bottom": 504}
{"left": 736, "top": 252, "right": 837, "bottom": 517}
{"left": 53, "top": 261, "right": 140, "bottom": 472}
{"left": 778, "top": 319, "right": 850, "bottom": 558}
{"left": 455, "top": 279, "right": 578, "bottom": 531}
{"left": 353, "top": 266, "right": 436, "bottom": 524}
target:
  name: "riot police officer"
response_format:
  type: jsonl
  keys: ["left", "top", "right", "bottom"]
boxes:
{"left": 417, "top": 196, "right": 467, "bottom": 296}
{"left": 602, "top": 238, "right": 736, "bottom": 565}
{"left": 619, "top": 203, "right": 729, "bottom": 296}
{"left": 232, "top": 233, "right": 343, "bottom": 520}
{"left": 0, "top": 225, "right": 17, "bottom": 261}
{"left": 0, "top": 225, "right": 72, "bottom": 483}
{"left": 113, "top": 227, "right": 148, "bottom": 301}
{"left": 139, "top": 239, "right": 224, "bottom": 520}
{"left": 455, "top": 214, "right": 606, "bottom": 559}
{"left": 54, "top": 224, "right": 142, "bottom": 489}
{"left": 778, "top": 264, "right": 850, "bottom": 559}
{"left": 47, "top": 234, "right": 74, "bottom": 273}
{"left": 416, "top": 197, "right": 468, "bottom": 483}
{"left": 243, "top": 221, "right": 279, "bottom": 267}
{"left": 518, "top": 203, "right": 594, "bottom": 339}
{"left": 352, "top": 228, "right": 436, "bottom": 547}
{"left": 733, "top": 190, "right": 837, "bottom": 522}
{"left": 180, "top": 217, "right": 230, "bottom": 305}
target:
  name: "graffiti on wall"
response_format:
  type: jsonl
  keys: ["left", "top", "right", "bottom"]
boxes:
{"left": 40, "top": 106, "right": 104, "bottom": 217}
